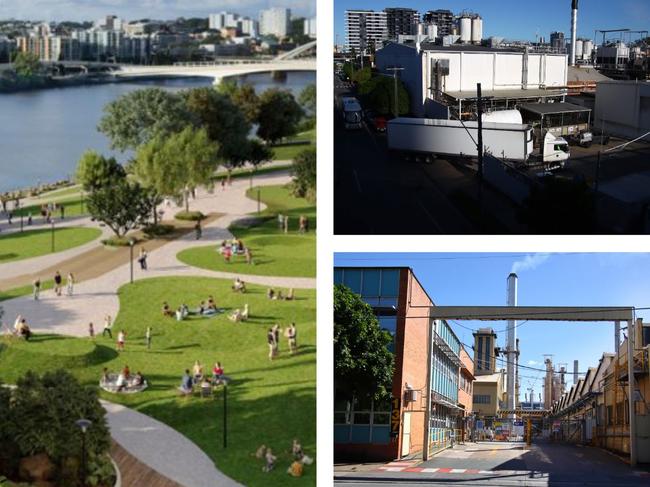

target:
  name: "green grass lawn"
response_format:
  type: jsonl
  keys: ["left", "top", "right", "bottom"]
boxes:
{"left": 0, "top": 227, "right": 101, "bottom": 264}
{"left": 271, "top": 128, "right": 315, "bottom": 161}
{"left": 0, "top": 280, "right": 54, "bottom": 302}
{"left": 33, "top": 184, "right": 82, "bottom": 201}
{"left": 0, "top": 277, "right": 316, "bottom": 487}
{"left": 12, "top": 196, "right": 88, "bottom": 219}
{"left": 177, "top": 185, "right": 316, "bottom": 278}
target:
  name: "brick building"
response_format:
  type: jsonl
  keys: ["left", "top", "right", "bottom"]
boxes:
{"left": 334, "top": 267, "right": 464, "bottom": 461}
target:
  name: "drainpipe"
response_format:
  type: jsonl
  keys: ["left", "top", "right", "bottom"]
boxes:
{"left": 423, "top": 318, "right": 434, "bottom": 460}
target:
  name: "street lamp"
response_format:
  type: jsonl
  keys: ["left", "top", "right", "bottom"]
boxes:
{"left": 75, "top": 418, "right": 92, "bottom": 487}
{"left": 129, "top": 239, "right": 135, "bottom": 284}
{"left": 223, "top": 384, "right": 228, "bottom": 448}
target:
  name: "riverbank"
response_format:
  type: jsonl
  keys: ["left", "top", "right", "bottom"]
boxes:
{"left": 0, "top": 72, "right": 118, "bottom": 93}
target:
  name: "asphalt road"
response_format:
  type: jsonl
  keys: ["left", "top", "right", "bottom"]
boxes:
{"left": 334, "top": 440, "right": 650, "bottom": 486}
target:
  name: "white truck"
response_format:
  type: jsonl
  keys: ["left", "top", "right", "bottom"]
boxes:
{"left": 337, "top": 96, "right": 363, "bottom": 129}
{"left": 387, "top": 117, "right": 570, "bottom": 167}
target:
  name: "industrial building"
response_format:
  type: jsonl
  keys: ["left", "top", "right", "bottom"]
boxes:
{"left": 471, "top": 328, "right": 507, "bottom": 421}
{"left": 334, "top": 267, "right": 465, "bottom": 461}
{"left": 375, "top": 42, "right": 568, "bottom": 119}
{"left": 550, "top": 319, "right": 650, "bottom": 463}
{"left": 594, "top": 80, "right": 650, "bottom": 139}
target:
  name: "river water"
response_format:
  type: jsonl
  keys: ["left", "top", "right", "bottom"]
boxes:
{"left": 0, "top": 71, "right": 314, "bottom": 193}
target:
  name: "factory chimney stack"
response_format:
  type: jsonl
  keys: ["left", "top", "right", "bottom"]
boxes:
{"left": 570, "top": 0, "right": 579, "bottom": 66}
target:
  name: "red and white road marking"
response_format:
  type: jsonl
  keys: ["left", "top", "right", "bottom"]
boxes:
{"left": 376, "top": 466, "right": 531, "bottom": 475}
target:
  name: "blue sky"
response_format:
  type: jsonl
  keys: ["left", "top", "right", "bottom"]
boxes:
{"left": 334, "top": 252, "right": 650, "bottom": 401}
{"left": 0, "top": 0, "right": 315, "bottom": 22}
{"left": 335, "top": 0, "right": 650, "bottom": 45}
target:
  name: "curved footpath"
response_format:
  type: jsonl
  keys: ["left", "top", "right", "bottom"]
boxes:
{"left": 103, "top": 400, "right": 242, "bottom": 487}
{"left": 0, "top": 171, "right": 315, "bottom": 336}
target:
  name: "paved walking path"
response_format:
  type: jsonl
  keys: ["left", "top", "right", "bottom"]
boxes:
{"left": 0, "top": 171, "right": 315, "bottom": 337}
{"left": 102, "top": 400, "right": 242, "bottom": 487}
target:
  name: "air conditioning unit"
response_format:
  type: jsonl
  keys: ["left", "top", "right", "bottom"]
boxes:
{"left": 404, "top": 389, "right": 418, "bottom": 403}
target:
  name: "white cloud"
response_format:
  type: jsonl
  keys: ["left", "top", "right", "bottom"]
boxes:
{"left": 527, "top": 360, "right": 539, "bottom": 366}
{"left": 511, "top": 253, "right": 550, "bottom": 274}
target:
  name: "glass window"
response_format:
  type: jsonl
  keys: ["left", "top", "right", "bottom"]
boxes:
{"left": 380, "top": 269, "right": 399, "bottom": 296}
{"left": 377, "top": 316, "right": 397, "bottom": 336}
{"left": 334, "top": 268, "right": 343, "bottom": 284}
{"left": 361, "top": 269, "right": 380, "bottom": 297}
{"left": 343, "top": 269, "right": 362, "bottom": 294}
{"left": 379, "top": 296, "right": 398, "bottom": 308}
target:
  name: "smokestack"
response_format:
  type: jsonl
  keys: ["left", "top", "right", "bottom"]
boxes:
{"left": 573, "top": 360, "right": 578, "bottom": 384}
{"left": 506, "top": 273, "right": 518, "bottom": 416}
{"left": 570, "top": 0, "right": 578, "bottom": 66}
{"left": 615, "top": 321, "right": 620, "bottom": 354}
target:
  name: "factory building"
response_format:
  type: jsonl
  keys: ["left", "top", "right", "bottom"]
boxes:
{"left": 344, "top": 9, "right": 388, "bottom": 53}
{"left": 334, "top": 267, "right": 464, "bottom": 462}
{"left": 550, "top": 31, "right": 565, "bottom": 51}
{"left": 385, "top": 8, "right": 419, "bottom": 39}
{"left": 375, "top": 42, "right": 568, "bottom": 119}
{"left": 471, "top": 328, "right": 507, "bottom": 422}
{"left": 594, "top": 80, "right": 650, "bottom": 139}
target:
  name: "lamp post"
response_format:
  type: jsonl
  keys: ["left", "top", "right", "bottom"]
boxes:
{"left": 223, "top": 384, "right": 228, "bottom": 448}
{"left": 75, "top": 418, "right": 92, "bottom": 487}
{"left": 129, "top": 239, "right": 135, "bottom": 284}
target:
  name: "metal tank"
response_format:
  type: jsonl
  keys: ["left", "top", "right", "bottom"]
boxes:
{"left": 426, "top": 24, "right": 438, "bottom": 39}
{"left": 575, "top": 39, "right": 584, "bottom": 60}
{"left": 417, "top": 23, "right": 425, "bottom": 36}
{"left": 459, "top": 16, "right": 472, "bottom": 43}
{"left": 582, "top": 39, "right": 593, "bottom": 60}
{"left": 471, "top": 16, "right": 483, "bottom": 44}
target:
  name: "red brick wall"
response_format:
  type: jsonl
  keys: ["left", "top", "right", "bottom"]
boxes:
{"left": 394, "top": 269, "right": 432, "bottom": 459}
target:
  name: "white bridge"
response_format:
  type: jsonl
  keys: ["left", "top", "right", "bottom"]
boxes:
{"left": 114, "top": 40, "right": 315, "bottom": 84}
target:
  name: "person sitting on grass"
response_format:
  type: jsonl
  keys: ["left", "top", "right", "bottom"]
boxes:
{"left": 162, "top": 302, "right": 173, "bottom": 317}
{"left": 17, "top": 319, "right": 31, "bottom": 341}
{"left": 241, "top": 303, "right": 249, "bottom": 321}
{"left": 276, "top": 290, "right": 284, "bottom": 300}
{"left": 132, "top": 371, "right": 144, "bottom": 387}
{"left": 263, "top": 448, "right": 276, "bottom": 473}
{"left": 176, "top": 306, "right": 185, "bottom": 321}
{"left": 223, "top": 244, "right": 232, "bottom": 263}
{"left": 200, "top": 376, "right": 212, "bottom": 396}
{"left": 116, "top": 372, "right": 127, "bottom": 393}
{"left": 207, "top": 296, "right": 217, "bottom": 311}
{"left": 267, "top": 288, "right": 275, "bottom": 300}
{"left": 285, "top": 288, "right": 295, "bottom": 301}
{"left": 179, "top": 369, "right": 193, "bottom": 395}
{"left": 193, "top": 360, "right": 204, "bottom": 381}
{"left": 100, "top": 367, "right": 111, "bottom": 385}
{"left": 236, "top": 239, "right": 245, "bottom": 254}
{"left": 228, "top": 308, "right": 243, "bottom": 323}
{"left": 212, "top": 362, "right": 224, "bottom": 382}
{"left": 196, "top": 301, "right": 206, "bottom": 315}
{"left": 232, "top": 278, "right": 246, "bottom": 293}
{"left": 122, "top": 365, "right": 131, "bottom": 381}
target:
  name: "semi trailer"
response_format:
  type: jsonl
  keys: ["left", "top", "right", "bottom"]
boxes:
{"left": 387, "top": 117, "right": 570, "bottom": 167}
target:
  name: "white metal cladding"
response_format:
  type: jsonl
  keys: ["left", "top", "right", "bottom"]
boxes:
{"left": 422, "top": 50, "right": 567, "bottom": 95}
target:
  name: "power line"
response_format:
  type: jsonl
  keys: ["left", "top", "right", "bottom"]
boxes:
{"left": 336, "top": 252, "right": 595, "bottom": 262}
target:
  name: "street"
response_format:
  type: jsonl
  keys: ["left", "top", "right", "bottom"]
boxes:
{"left": 334, "top": 440, "right": 650, "bottom": 486}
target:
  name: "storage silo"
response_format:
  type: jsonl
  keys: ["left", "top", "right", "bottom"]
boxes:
{"left": 417, "top": 23, "right": 425, "bottom": 35}
{"left": 582, "top": 39, "right": 593, "bottom": 60}
{"left": 471, "top": 16, "right": 483, "bottom": 44}
{"left": 426, "top": 24, "right": 438, "bottom": 39}
{"left": 459, "top": 15, "right": 472, "bottom": 43}
{"left": 575, "top": 39, "right": 584, "bottom": 60}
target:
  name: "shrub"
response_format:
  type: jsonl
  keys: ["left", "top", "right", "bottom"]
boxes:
{"left": 143, "top": 223, "right": 174, "bottom": 237}
{"left": 101, "top": 236, "right": 138, "bottom": 247}
{"left": 175, "top": 210, "right": 205, "bottom": 221}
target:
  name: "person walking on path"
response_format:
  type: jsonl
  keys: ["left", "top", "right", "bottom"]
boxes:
{"left": 138, "top": 248, "right": 148, "bottom": 270}
{"left": 299, "top": 215, "right": 306, "bottom": 234}
{"left": 194, "top": 220, "right": 202, "bottom": 240}
{"left": 117, "top": 329, "right": 126, "bottom": 352}
{"left": 145, "top": 326, "right": 152, "bottom": 350}
{"left": 88, "top": 322, "right": 95, "bottom": 339}
{"left": 60, "top": 204, "right": 65, "bottom": 219}
{"left": 66, "top": 272, "right": 75, "bottom": 296}
{"left": 102, "top": 315, "right": 113, "bottom": 338}
{"left": 283, "top": 215, "right": 289, "bottom": 234}
{"left": 277, "top": 213, "right": 284, "bottom": 229}
{"left": 27, "top": 213, "right": 32, "bottom": 225}
{"left": 32, "top": 278, "right": 41, "bottom": 300}
{"left": 53, "top": 271, "right": 62, "bottom": 296}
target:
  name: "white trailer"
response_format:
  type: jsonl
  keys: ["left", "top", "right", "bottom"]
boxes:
{"left": 387, "top": 117, "right": 569, "bottom": 166}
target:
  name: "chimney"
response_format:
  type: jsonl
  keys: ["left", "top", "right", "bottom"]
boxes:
{"left": 506, "top": 273, "right": 518, "bottom": 416}
{"left": 570, "top": 0, "right": 578, "bottom": 66}
{"left": 573, "top": 360, "right": 578, "bottom": 384}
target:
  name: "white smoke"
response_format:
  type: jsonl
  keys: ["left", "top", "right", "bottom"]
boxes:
{"left": 511, "top": 253, "right": 550, "bottom": 274}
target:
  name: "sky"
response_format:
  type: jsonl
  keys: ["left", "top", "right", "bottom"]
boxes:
{"left": 334, "top": 0, "right": 650, "bottom": 45}
{"left": 334, "top": 252, "right": 650, "bottom": 402}
{"left": 0, "top": 0, "right": 315, "bottom": 22}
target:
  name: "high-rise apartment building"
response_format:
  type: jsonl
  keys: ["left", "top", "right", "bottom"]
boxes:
{"left": 209, "top": 12, "right": 240, "bottom": 30}
{"left": 550, "top": 31, "right": 565, "bottom": 50}
{"left": 259, "top": 8, "right": 291, "bottom": 38}
{"left": 344, "top": 9, "right": 388, "bottom": 53}
{"left": 422, "top": 9, "right": 454, "bottom": 37}
{"left": 304, "top": 17, "right": 317, "bottom": 38}
{"left": 385, "top": 8, "right": 419, "bottom": 38}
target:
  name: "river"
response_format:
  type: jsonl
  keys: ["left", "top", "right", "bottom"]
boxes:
{"left": 0, "top": 71, "right": 314, "bottom": 193}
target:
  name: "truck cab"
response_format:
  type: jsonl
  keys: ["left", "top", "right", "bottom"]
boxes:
{"left": 339, "top": 96, "right": 363, "bottom": 129}
{"left": 542, "top": 132, "right": 570, "bottom": 166}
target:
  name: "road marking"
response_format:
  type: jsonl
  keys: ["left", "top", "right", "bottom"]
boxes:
{"left": 421, "top": 468, "right": 439, "bottom": 473}
{"left": 450, "top": 469, "right": 466, "bottom": 473}
{"left": 352, "top": 169, "right": 362, "bottom": 194}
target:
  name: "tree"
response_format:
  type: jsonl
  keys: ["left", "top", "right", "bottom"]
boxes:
{"left": 358, "top": 75, "right": 410, "bottom": 116}
{"left": 351, "top": 66, "right": 371, "bottom": 85}
{"left": 12, "top": 51, "right": 41, "bottom": 78}
{"left": 75, "top": 150, "right": 125, "bottom": 191}
{"left": 98, "top": 88, "right": 193, "bottom": 151}
{"left": 134, "top": 127, "right": 218, "bottom": 212}
{"left": 334, "top": 284, "right": 394, "bottom": 400}
{"left": 246, "top": 139, "right": 273, "bottom": 187}
{"left": 298, "top": 83, "right": 316, "bottom": 117}
{"left": 86, "top": 179, "right": 155, "bottom": 237}
{"left": 256, "top": 89, "right": 304, "bottom": 145}
{"left": 182, "top": 88, "right": 251, "bottom": 173}
{"left": 231, "top": 84, "right": 261, "bottom": 125}
{"left": 291, "top": 147, "right": 316, "bottom": 201}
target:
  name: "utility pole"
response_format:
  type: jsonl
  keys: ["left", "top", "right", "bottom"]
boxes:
{"left": 477, "top": 83, "right": 484, "bottom": 226}
{"left": 386, "top": 66, "right": 404, "bottom": 118}
{"left": 628, "top": 319, "right": 637, "bottom": 466}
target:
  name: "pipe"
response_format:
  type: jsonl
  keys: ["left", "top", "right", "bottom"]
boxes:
{"left": 615, "top": 321, "right": 620, "bottom": 354}
{"left": 570, "top": 0, "right": 578, "bottom": 66}
{"left": 628, "top": 318, "right": 637, "bottom": 466}
{"left": 573, "top": 360, "right": 579, "bottom": 385}
{"left": 506, "top": 273, "right": 517, "bottom": 417}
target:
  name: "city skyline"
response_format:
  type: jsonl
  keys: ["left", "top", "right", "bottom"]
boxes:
{"left": 335, "top": 0, "right": 650, "bottom": 45}
{"left": 0, "top": 0, "right": 316, "bottom": 22}
{"left": 333, "top": 252, "right": 650, "bottom": 400}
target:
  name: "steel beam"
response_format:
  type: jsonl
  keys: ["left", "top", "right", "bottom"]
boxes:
{"left": 429, "top": 306, "right": 635, "bottom": 322}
